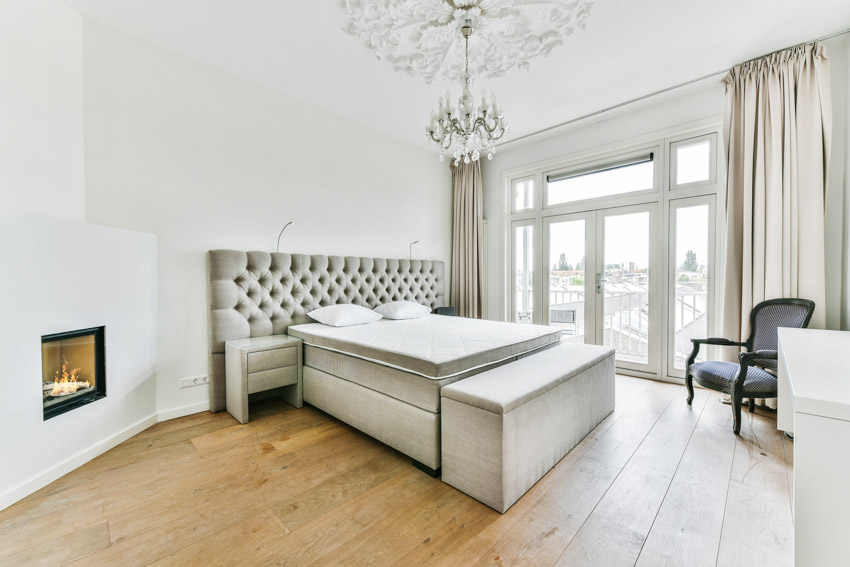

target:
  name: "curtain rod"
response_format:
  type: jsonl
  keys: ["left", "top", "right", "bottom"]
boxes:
{"left": 503, "top": 27, "right": 850, "bottom": 147}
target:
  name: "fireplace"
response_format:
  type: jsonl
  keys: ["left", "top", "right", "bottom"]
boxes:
{"left": 41, "top": 327, "right": 106, "bottom": 420}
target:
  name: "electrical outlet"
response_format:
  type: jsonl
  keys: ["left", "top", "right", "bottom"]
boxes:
{"left": 180, "top": 375, "right": 209, "bottom": 389}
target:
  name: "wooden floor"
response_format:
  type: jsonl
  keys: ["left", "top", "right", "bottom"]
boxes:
{"left": 0, "top": 376, "right": 794, "bottom": 566}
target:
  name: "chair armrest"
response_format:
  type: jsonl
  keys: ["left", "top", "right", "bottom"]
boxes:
{"left": 692, "top": 338, "right": 747, "bottom": 347}
{"left": 686, "top": 337, "right": 747, "bottom": 370}
{"left": 739, "top": 350, "right": 778, "bottom": 372}
{"left": 753, "top": 349, "right": 778, "bottom": 359}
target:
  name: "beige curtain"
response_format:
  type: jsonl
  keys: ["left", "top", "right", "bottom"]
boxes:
{"left": 450, "top": 161, "right": 484, "bottom": 318}
{"left": 721, "top": 42, "right": 832, "bottom": 407}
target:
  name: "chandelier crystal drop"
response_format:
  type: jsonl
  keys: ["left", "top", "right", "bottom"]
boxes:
{"left": 426, "top": 22, "right": 508, "bottom": 165}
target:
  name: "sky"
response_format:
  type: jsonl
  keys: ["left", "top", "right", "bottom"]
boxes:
{"left": 548, "top": 205, "right": 709, "bottom": 273}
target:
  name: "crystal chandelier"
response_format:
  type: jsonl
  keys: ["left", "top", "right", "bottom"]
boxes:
{"left": 425, "top": 21, "right": 508, "bottom": 166}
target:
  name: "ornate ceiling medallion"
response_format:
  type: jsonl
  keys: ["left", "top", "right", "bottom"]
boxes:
{"left": 343, "top": 0, "right": 593, "bottom": 83}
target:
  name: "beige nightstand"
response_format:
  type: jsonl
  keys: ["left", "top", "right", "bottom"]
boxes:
{"left": 224, "top": 334, "right": 303, "bottom": 424}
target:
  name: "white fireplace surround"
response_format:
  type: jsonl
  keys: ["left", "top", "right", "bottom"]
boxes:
{"left": 0, "top": 213, "right": 157, "bottom": 510}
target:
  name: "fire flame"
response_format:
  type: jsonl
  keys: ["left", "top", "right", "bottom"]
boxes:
{"left": 50, "top": 356, "right": 90, "bottom": 396}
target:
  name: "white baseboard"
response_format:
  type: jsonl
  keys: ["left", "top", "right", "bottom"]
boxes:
{"left": 157, "top": 401, "right": 210, "bottom": 423}
{"left": 0, "top": 412, "right": 158, "bottom": 511}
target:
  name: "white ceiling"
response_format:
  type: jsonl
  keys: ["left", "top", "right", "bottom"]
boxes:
{"left": 63, "top": 0, "right": 850, "bottom": 151}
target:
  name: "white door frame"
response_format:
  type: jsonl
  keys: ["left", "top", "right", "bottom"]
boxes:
{"left": 543, "top": 211, "right": 597, "bottom": 342}
{"left": 665, "top": 194, "right": 717, "bottom": 379}
{"left": 594, "top": 202, "right": 661, "bottom": 377}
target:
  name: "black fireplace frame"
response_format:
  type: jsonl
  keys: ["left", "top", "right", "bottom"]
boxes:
{"left": 42, "top": 326, "right": 107, "bottom": 420}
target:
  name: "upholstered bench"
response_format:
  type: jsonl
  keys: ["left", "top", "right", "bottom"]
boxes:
{"left": 441, "top": 343, "right": 615, "bottom": 513}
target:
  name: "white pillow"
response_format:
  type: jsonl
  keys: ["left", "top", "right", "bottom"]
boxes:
{"left": 373, "top": 300, "right": 431, "bottom": 320}
{"left": 308, "top": 304, "right": 382, "bottom": 327}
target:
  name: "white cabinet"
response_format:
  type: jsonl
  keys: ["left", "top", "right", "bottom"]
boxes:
{"left": 778, "top": 328, "right": 850, "bottom": 566}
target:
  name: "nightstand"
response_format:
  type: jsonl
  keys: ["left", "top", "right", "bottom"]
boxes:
{"left": 224, "top": 334, "right": 303, "bottom": 424}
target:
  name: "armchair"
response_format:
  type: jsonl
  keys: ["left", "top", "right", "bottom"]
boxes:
{"left": 685, "top": 298, "right": 815, "bottom": 435}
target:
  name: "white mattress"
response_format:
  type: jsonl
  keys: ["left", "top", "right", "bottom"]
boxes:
{"left": 287, "top": 314, "right": 561, "bottom": 379}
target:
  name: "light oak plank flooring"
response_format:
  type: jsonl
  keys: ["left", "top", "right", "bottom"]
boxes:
{"left": 0, "top": 376, "right": 793, "bottom": 566}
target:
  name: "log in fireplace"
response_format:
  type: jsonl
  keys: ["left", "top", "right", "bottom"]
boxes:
{"left": 41, "top": 327, "right": 106, "bottom": 420}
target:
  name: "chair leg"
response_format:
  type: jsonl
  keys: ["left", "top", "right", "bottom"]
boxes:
{"left": 748, "top": 398, "right": 756, "bottom": 413}
{"left": 732, "top": 393, "right": 742, "bottom": 435}
{"left": 685, "top": 373, "right": 694, "bottom": 406}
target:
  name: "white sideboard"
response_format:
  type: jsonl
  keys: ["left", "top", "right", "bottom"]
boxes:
{"left": 777, "top": 328, "right": 850, "bottom": 566}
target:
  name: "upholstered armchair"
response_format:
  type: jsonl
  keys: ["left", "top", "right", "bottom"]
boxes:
{"left": 685, "top": 298, "right": 815, "bottom": 435}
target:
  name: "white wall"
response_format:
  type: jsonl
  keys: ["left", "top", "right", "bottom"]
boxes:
{"left": 842, "top": 36, "right": 850, "bottom": 330}
{"left": 0, "top": 0, "right": 85, "bottom": 221}
{"left": 81, "top": 22, "right": 453, "bottom": 417}
{"left": 824, "top": 34, "right": 848, "bottom": 331}
{"left": 0, "top": 214, "right": 157, "bottom": 510}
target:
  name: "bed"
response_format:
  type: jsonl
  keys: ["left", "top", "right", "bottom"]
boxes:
{"left": 288, "top": 315, "right": 561, "bottom": 472}
{"left": 206, "top": 250, "right": 560, "bottom": 474}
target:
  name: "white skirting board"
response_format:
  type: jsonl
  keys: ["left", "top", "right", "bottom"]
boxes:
{"left": 0, "top": 413, "right": 157, "bottom": 511}
{"left": 157, "top": 401, "right": 211, "bottom": 423}
{"left": 0, "top": 402, "right": 214, "bottom": 511}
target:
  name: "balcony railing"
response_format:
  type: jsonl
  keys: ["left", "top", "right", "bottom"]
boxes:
{"left": 516, "top": 281, "right": 707, "bottom": 368}
{"left": 672, "top": 284, "right": 707, "bottom": 369}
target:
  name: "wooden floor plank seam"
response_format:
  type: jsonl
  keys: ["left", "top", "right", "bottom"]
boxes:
{"left": 712, "top": 393, "right": 738, "bottom": 567}
{"left": 632, "top": 388, "right": 711, "bottom": 566}
{"left": 782, "top": 434, "right": 794, "bottom": 524}
{"left": 551, "top": 382, "right": 682, "bottom": 566}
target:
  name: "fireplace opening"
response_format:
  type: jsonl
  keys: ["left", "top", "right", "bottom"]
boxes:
{"left": 41, "top": 327, "right": 106, "bottom": 420}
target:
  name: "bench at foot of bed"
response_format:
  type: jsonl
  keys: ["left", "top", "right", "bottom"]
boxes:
{"left": 440, "top": 343, "right": 615, "bottom": 513}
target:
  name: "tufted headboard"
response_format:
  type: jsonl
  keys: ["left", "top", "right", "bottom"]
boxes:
{"left": 206, "top": 250, "right": 446, "bottom": 411}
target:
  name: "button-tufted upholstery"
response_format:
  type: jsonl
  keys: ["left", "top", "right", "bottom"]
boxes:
{"left": 206, "top": 250, "right": 446, "bottom": 411}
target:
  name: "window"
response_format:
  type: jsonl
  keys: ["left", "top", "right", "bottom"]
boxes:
{"left": 546, "top": 153, "right": 655, "bottom": 206}
{"left": 671, "top": 134, "right": 716, "bottom": 189}
{"left": 505, "top": 125, "right": 722, "bottom": 381}
{"left": 670, "top": 201, "right": 712, "bottom": 370}
{"left": 512, "top": 177, "right": 534, "bottom": 212}
{"left": 513, "top": 223, "right": 534, "bottom": 323}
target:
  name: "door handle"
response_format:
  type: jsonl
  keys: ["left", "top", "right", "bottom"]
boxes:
{"left": 596, "top": 273, "right": 607, "bottom": 294}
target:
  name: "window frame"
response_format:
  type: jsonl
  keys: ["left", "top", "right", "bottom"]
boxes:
{"left": 509, "top": 219, "right": 540, "bottom": 324}
{"left": 501, "top": 120, "right": 725, "bottom": 382}
{"left": 511, "top": 175, "right": 536, "bottom": 213}
{"left": 543, "top": 144, "right": 662, "bottom": 211}
{"left": 666, "top": 194, "right": 718, "bottom": 379}
{"left": 669, "top": 132, "right": 718, "bottom": 191}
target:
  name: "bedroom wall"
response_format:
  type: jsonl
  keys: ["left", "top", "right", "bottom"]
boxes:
{"left": 81, "top": 21, "right": 453, "bottom": 419}
{"left": 824, "top": 34, "right": 848, "bottom": 331}
{"left": 0, "top": 0, "right": 85, "bottom": 221}
{"left": 0, "top": 215, "right": 157, "bottom": 510}
{"left": 0, "top": 0, "right": 160, "bottom": 510}
{"left": 826, "top": 34, "right": 850, "bottom": 331}
{"left": 842, "top": 36, "right": 850, "bottom": 330}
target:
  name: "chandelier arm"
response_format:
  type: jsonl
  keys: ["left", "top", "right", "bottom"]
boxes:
{"left": 422, "top": 18, "right": 512, "bottom": 162}
{"left": 471, "top": 116, "right": 506, "bottom": 137}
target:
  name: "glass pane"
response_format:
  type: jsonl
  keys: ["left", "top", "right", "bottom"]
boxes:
{"left": 514, "top": 225, "right": 534, "bottom": 324}
{"left": 549, "top": 220, "right": 586, "bottom": 343}
{"left": 603, "top": 212, "right": 650, "bottom": 364}
{"left": 548, "top": 160, "right": 653, "bottom": 206}
{"left": 673, "top": 204, "right": 709, "bottom": 369}
{"left": 513, "top": 178, "right": 534, "bottom": 211}
{"left": 676, "top": 140, "right": 711, "bottom": 185}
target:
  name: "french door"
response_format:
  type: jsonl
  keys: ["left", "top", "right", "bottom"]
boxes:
{"left": 542, "top": 203, "right": 661, "bottom": 376}
{"left": 507, "top": 127, "right": 721, "bottom": 380}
